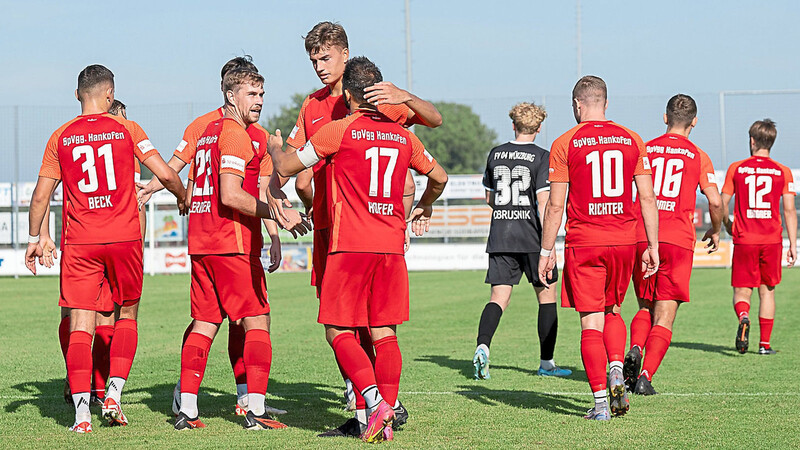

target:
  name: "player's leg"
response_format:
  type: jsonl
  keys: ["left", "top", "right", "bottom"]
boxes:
{"left": 475, "top": 254, "right": 522, "bottom": 379}
{"left": 635, "top": 300, "right": 679, "bottom": 395}
{"left": 603, "top": 245, "right": 636, "bottom": 415}
{"left": 59, "top": 307, "right": 72, "bottom": 404}
{"left": 102, "top": 301, "right": 139, "bottom": 426}
{"left": 66, "top": 308, "right": 97, "bottom": 432}
{"left": 528, "top": 253, "right": 569, "bottom": 376}
{"left": 227, "top": 318, "right": 248, "bottom": 414}
{"left": 757, "top": 285, "right": 777, "bottom": 354}
{"left": 626, "top": 242, "right": 652, "bottom": 390}
{"left": 177, "top": 319, "right": 219, "bottom": 428}
{"left": 579, "top": 311, "right": 610, "bottom": 420}
{"left": 91, "top": 310, "right": 115, "bottom": 405}
{"left": 733, "top": 287, "right": 753, "bottom": 353}
{"left": 731, "top": 244, "right": 759, "bottom": 353}
{"left": 240, "top": 313, "right": 286, "bottom": 429}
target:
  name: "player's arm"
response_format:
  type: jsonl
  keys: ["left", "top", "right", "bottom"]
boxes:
{"left": 269, "top": 130, "right": 317, "bottom": 178}
{"left": 38, "top": 198, "right": 59, "bottom": 268}
{"left": 295, "top": 166, "right": 314, "bottom": 211}
{"left": 25, "top": 177, "right": 59, "bottom": 275}
{"left": 363, "top": 82, "right": 443, "bottom": 128}
{"left": 141, "top": 154, "right": 187, "bottom": 214}
{"left": 537, "top": 182, "right": 565, "bottom": 287}
{"left": 701, "top": 186, "right": 723, "bottom": 253}
{"left": 138, "top": 156, "right": 187, "bottom": 207}
{"left": 536, "top": 190, "right": 549, "bottom": 227}
{"left": 258, "top": 174, "right": 282, "bottom": 272}
{"left": 721, "top": 192, "right": 734, "bottom": 236}
{"left": 635, "top": 173, "right": 659, "bottom": 278}
{"left": 783, "top": 192, "right": 797, "bottom": 266}
{"left": 408, "top": 163, "right": 448, "bottom": 236}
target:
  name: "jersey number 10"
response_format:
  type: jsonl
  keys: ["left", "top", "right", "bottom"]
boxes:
{"left": 73, "top": 143, "right": 117, "bottom": 194}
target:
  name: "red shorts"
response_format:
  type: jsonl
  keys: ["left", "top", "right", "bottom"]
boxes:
{"left": 190, "top": 254, "right": 270, "bottom": 323}
{"left": 318, "top": 252, "right": 409, "bottom": 327}
{"left": 311, "top": 227, "right": 331, "bottom": 296}
{"left": 561, "top": 245, "right": 636, "bottom": 312}
{"left": 59, "top": 241, "right": 143, "bottom": 312}
{"left": 731, "top": 243, "right": 782, "bottom": 288}
{"left": 633, "top": 242, "right": 693, "bottom": 303}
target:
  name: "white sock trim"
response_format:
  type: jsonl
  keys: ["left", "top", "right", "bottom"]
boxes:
{"left": 180, "top": 393, "right": 198, "bottom": 418}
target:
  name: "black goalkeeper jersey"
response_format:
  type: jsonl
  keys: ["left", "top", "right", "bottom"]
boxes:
{"left": 482, "top": 141, "right": 550, "bottom": 253}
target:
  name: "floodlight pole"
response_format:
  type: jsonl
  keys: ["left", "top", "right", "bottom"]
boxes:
{"left": 405, "top": 0, "right": 413, "bottom": 92}
{"left": 577, "top": 0, "right": 582, "bottom": 78}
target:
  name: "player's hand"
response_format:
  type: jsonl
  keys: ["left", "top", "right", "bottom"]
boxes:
{"left": 267, "top": 129, "right": 283, "bottom": 155}
{"left": 266, "top": 184, "right": 295, "bottom": 229}
{"left": 24, "top": 242, "right": 43, "bottom": 275}
{"left": 268, "top": 238, "right": 281, "bottom": 273}
{"left": 363, "top": 82, "right": 411, "bottom": 106}
{"left": 177, "top": 196, "right": 189, "bottom": 216}
{"left": 701, "top": 228, "right": 720, "bottom": 253}
{"left": 538, "top": 253, "right": 556, "bottom": 288}
{"left": 641, "top": 246, "right": 660, "bottom": 279}
{"left": 136, "top": 182, "right": 154, "bottom": 210}
{"left": 404, "top": 227, "right": 411, "bottom": 253}
{"left": 39, "top": 235, "right": 58, "bottom": 268}
{"left": 408, "top": 204, "right": 433, "bottom": 236}
{"left": 280, "top": 209, "right": 312, "bottom": 238}
{"left": 787, "top": 246, "right": 797, "bottom": 267}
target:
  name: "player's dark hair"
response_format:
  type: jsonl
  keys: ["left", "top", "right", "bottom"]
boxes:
{"left": 77, "top": 65, "right": 114, "bottom": 101}
{"left": 665, "top": 94, "right": 697, "bottom": 128}
{"left": 222, "top": 69, "right": 264, "bottom": 105}
{"left": 108, "top": 99, "right": 126, "bottom": 117}
{"left": 304, "top": 21, "right": 348, "bottom": 54}
{"left": 572, "top": 75, "right": 607, "bottom": 105}
{"left": 342, "top": 56, "right": 382, "bottom": 105}
{"left": 220, "top": 55, "right": 258, "bottom": 81}
{"left": 750, "top": 119, "right": 777, "bottom": 150}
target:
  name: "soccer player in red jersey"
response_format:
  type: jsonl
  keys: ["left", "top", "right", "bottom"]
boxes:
{"left": 175, "top": 68, "right": 287, "bottom": 431}
{"left": 266, "top": 21, "right": 442, "bottom": 435}
{"left": 269, "top": 56, "right": 448, "bottom": 443}
{"left": 721, "top": 119, "right": 797, "bottom": 354}
{"left": 25, "top": 65, "right": 186, "bottom": 433}
{"left": 624, "top": 95, "right": 724, "bottom": 395}
{"left": 538, "top": 76, "right": 659, "bottom": 420}
{"left": 138, "top": 57, "right": 302, "bottom": 417}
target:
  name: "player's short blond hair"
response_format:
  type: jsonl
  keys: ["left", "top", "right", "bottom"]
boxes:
{"left": 509, "top": 102, "right": 546, "bottom": 135}
{"left": 750, "top": 119, "right": 777, "bottom": 150}
{"left": 573, "top": 75, "right": 607, "bottom": 105}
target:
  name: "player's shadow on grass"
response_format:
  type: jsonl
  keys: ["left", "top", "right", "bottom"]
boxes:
{"left": 670, "top": 341, "right": 740, "bottom": 357}
{"left": 455, "top": 384, "right": 586, "bottom": 415}
{"left": 416, "top": 354, "right": 583, "bottom": 382}
{"left": 5, "top": 378, "right": 74, "bottom": 427}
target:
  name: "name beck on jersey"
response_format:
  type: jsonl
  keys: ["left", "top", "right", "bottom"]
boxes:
{"left": 572, "top": 135, "right": 632, "bottom": 148}
{"left": 88, "top": 195, "right": 112, "bottom": 209}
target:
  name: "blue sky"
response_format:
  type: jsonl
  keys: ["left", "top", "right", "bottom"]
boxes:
{"left": 2, "top": 0, "right": 800, "bottom": 173}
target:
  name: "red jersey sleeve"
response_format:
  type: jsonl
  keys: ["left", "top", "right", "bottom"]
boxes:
{"left": 218, "top": 124, "right": 255, "bottom": 178}
{"left": 409, "top": 133, "right": 436, "bottom": 174}
{"left": 297, "top": 121, "right": 347, "bottom": 168}
{"left": 174, "top": 121, "right": 200, "bottom": 164}
{"left": 378, "top": 103, "right": 412, "bottom": 127}
{"left": 698, "top": 149, "right": 717, "bottom": 191}
{"left": 548, "top": 132, "right": 571, "bottom": 183}
{"left": 630, "top": 130, "right": 651, "bottom": 176}
{"left": 39, "top": 130, "right": 62, "bottom": 180}
{"left": 285, "top": 96, "right": 311, "bottom": 149}
{"left": 188, "top": 159, "right": 196, "bottom": 181}
{"left": 113, "top": 117, "right": 159, "bottom": 163}
{"left": 781, "top": 164, "right": 796, "bottom": 195}
{"left": 722, "top": 161, "right": 740, "bottom": 195}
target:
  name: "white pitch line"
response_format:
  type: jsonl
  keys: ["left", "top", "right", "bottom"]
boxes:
{"left": 2, "top": 391, "right": 799, "bottom": 401}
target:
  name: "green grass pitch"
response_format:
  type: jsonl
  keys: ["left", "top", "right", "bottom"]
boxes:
{"left": 2, "top": 269, "right": 800, "bottom": 448}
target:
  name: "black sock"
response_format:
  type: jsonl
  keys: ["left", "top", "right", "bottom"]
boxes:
{"left": 477, "top": 302, "right": 503, "bottom": 348}
{"left": 538, "top": 303, "right": 558, "bottom": 360}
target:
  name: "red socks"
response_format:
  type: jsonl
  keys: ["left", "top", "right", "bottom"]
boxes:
{"left": 181, "top": 332, "right": 213, "bottom": 395}
{"left": 734, "top": 301, "right": 750, "bottom": 320}
{"left": 759, "top": 317, "right": 774, "bottom": 348}
{"left": 66, "top": 331, "right": 93, "bottom": 394}
{"left": 641, "top": 325, "right": 672, "bottom": 381}
{"left": 243, "top": 329, "right": 272, "bottom": 396}
{"left": 92, "top": 325, "right": 114, "bottom": 397}
{"left": 603, "top": 313, "right": 627, "bottom": 364}
{"left": 352, "top": 328, "right": 375, "bottom": 410}
{"left": 109, "top": 319, "right": 138, "bottom": 380}
{"left": 373, "top": 336, "right": 402, "bottom": 406}
{"left": 228, "top": 322, "right": 247, "bottom": 385}
{"left": 629, "top": 309, "right": 651, "bottom": 350}
{"left": 58, "top": 316, "right": 70, "bottom": 365}
{"left": 181, "top": 322, "right": 193, "bottom": 346}
{"left": 580, "top": 329, "right": 607, "bottom": 392}
{"left": 331, "top": 333, "right": 377, "bottom": 394}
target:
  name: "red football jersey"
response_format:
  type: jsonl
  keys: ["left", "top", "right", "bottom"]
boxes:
{"left": 39, "top": 113, "right": 158, "bottom": 245}
{"left": 173, "top": 108, "right": 224, "bottom": 164}
{"left": 722, "top": 155, "right": 795, "bottom": 245}
{"left": 549, "top": 121, "right": 651, "bottom": 247}
{"left": 285, "top": 87, "right": 415, "bottom": 229}
{"left": 295, "top": 109, "right": 436, "bottom": 254}
{"left": 187, "top": 118, "right": 270, "bottom": 256}
{"left": 634, "top": 133, "right": 717, "bottom": 250}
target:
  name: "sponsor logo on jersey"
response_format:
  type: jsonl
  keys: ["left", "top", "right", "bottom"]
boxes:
{"left": 707, "top": 173, "right": 717, "bottom": 184}
{"left": 423, "top": 148, "right": 434, "bottom": 162}
{"left": 789, "top": 182, "right": 796, "bottom": 192}
{"left": 221, "top": 155, "right": 246, "bottom": 173}
{"left": 175, "top": 140, "right": 188, "bottom": 153}
{"left": 252, "top": 141, "right": 260, "bottom": 150}
{"left": 137, "top": 139, "right": 155, "bottom": 153}
{"left": 312, "top": 116, "right": 325, "bottom": 124}
{"left": 289, "top": 125, "right": 299, "bottom": 139}
{"left": 642, "top": 156, "right": 651, "bottom": 170}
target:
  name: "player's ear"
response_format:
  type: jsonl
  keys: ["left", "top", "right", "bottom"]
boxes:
{"left": 74, "top": 90, "right": 80, "bottom": 102}
{"left": 690, "top": 117, "right": 698, "bottom": 128}
{"left": 226, "top": 89, "right": 236, "bottom": 106}
{"left": 342, "top": 47, "right": 349, "bottom": 60}
{"left": 663, "top": 113, "right": 668, "bottom": 126}
{"left": 603, "top": 99, "right": 608, "bottom": 111}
